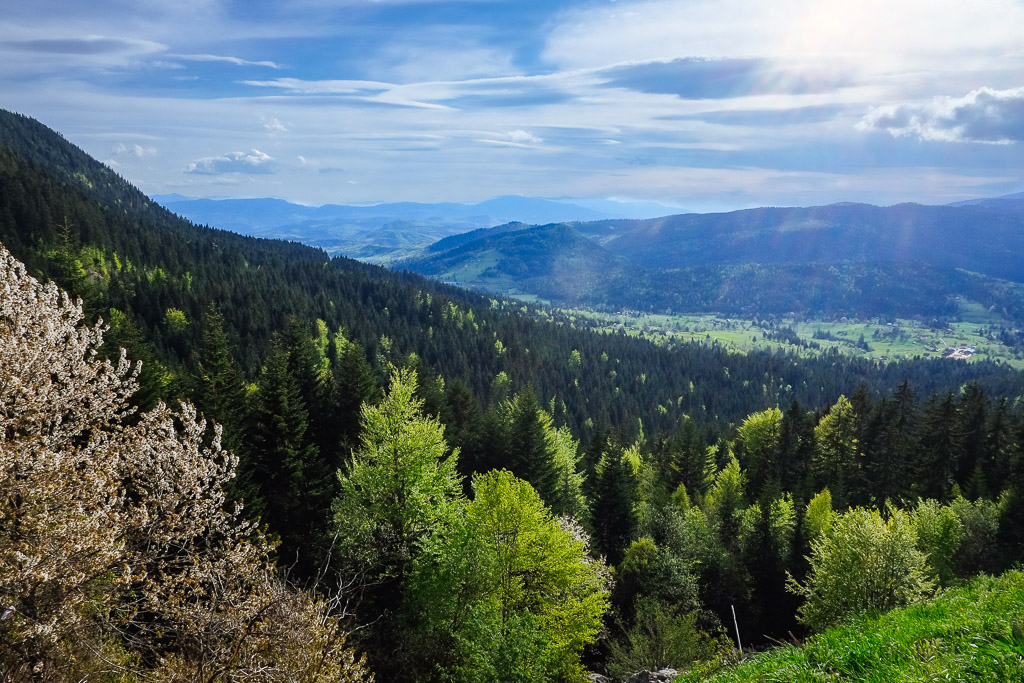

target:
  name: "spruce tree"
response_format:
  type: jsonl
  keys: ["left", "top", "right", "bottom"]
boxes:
{"left": 591, "top": 440, "right": 638, "bottom": 565}
{"left": 917, "top": 392, "right": 964, "bottom": 501}
{"left": 192, "top": 304, "right": 248, "bottom": 455}
{"left": 508, "top": 386, "right": 557, "bottom": 504}
{"left": 246, "top": 345, "right": 329, "bottom": 573}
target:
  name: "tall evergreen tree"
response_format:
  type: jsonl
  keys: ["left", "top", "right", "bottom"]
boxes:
{"left": 865, "top": 380, "right": 917, "bottom": 505}
{"left": 778, "top": 399, "right": 814, "bottom": 497}
{"left": 245, "top": 345, "right": 330, "bottom": 573}
{"left": 192, "top": 304, "right": 248, "bottom": 455}
{"left": 917, "top": 392, "right": 964, "bottom": 501}
{"left": 333, "top": 333, "right": 379, "bottom": 456}
{"left": 507, "top": 386, "right": 558, "bottom": 503}
{"left": 283, "top": 317, "right": 337, "bottom": 468}
{"left": 735, "top": 406, "right": 782, "bottom": 497}
{"left": 591, "top": 440, "right": 638, "bottom": 565}
{"left": 985, "top": 397, "right": 1013, "bottom": 493}
{"left": 956, "top": 381, "right": 988, "bottom": 488}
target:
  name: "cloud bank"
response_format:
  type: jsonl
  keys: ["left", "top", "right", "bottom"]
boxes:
{"left": 860, "top": 87, "right": 1024, "bottom": 144}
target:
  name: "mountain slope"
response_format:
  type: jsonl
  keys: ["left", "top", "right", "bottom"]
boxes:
{"left": 577, "top": 202, "right": 1024, "bottom": 282}
{"left": 950, "top": 190, "right": 1024, "bottom": 218}
{"left": 408, "top": 222, "right": 634, "bottom": 303}
{"left": 408, "top": 201, "right": 1024, "bottom": 322}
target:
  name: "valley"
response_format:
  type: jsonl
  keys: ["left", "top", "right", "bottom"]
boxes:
{"left": 554, "top": 308, "right": 1024, "bottom": 368}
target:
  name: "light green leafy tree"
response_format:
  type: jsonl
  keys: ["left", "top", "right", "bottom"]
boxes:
{"left": 410, "top": 470, "right": 610, "bottom": 683}
{"left": 606, "top": 598, "right": 724, "bottom": 679}
{"left": 735, "top": 406, "right": 782, "bottom": 494}
{"left": 703, "top": 456, "right": 746, "bottom": 545}
{"left": 543, "top": 412, "right": 588, "bottom": 522}
{"left": 914, "top": 499, "right": 964, "bottom": 588}
{"left": 333, "top": 367, "right": 463, "bottom": 596}
{"left": 803, "top": 488, "right": 835, "bottom": 545}
{"left": 789, "top": 506, "right": 933, "bottom": 631}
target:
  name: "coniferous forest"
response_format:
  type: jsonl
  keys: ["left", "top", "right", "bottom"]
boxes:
{"left": 3, "top": 110, "right": 1024, "bottom": 681}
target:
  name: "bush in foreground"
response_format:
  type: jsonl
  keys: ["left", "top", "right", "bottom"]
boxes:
{"left": 0, "top": 244, "right": 372, "bottom": 681}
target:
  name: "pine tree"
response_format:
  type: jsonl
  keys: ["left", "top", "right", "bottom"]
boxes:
{"left": 735, "top": 406, "right": 782, "bottom": 497}
{"left": 778, "top": 399, "right": 814, "bottom": 497}
{"left": 985, "top": 397, "right": 1013, "bottom": 493}
{"left": 246, "top": 345, "right": 329, "bottom": 572}
{"left": 865, "top": 380, "right": 917, "bottom": 505}
{"left": 507, "top": 386, "right": 558, "bottom": 504}
{"left": 956, "top": 381, "right": 988, "bottom": 487}
{"left": 917, "top": 392, "right": 963, "bottom": 501}
{"left": 192, "top": 304, "right": 248, "bottom": 455}
{"left": 333, "top": 333, "right": 379, "bottom": 456}
{"left": 591, "top": 440, "right": 638, "bottom": 565}
{"left": 283, "top": 317, "right": 337, "bottom": 468}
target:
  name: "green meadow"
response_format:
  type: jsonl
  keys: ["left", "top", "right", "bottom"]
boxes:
{"left": 551, "top": 308, "right": 1024, "bottom": 369}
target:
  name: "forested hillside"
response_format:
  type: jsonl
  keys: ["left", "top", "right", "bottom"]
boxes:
{"left": 3, "top": 109, "right": 1024, "bottom": 681}
{"left": 406, "top": 203, "right": 1024, "bottom": 324}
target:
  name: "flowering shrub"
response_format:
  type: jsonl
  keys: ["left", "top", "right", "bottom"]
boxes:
{"left": 0, "top": 244, "right": 372, "bottom": 682}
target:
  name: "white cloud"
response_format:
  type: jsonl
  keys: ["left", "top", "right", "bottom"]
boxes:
{"left": 506, "top": 129, "right": 542, "bottom": 144}
{"left": 859, "top": 87, "right": 1024, "bottom": 144}
{"left": 371, "top": 42, "right": 517, "bottom": 83}
{"left": 185, "top": 149, "right": 278, "bottom": 175}
{"left": 113, "top": 142, "right": 157, "bottom": 157}
{"left": 241, "top": 78, "right": 456, "bottom": 110}
{"left": 259, "top": 114, "right": 288, "bottom": 133}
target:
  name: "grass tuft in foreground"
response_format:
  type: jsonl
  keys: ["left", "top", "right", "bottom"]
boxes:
{"left": 679, "top": 571, "right": 1024, "bottom": 682}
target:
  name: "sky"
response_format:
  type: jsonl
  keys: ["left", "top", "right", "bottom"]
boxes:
{"left": 2, "top": 0, "right": 1024, "bottom": 211}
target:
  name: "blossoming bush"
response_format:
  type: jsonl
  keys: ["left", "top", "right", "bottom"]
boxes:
{"left": 0, "top": 244, "right": 372, "bottom": 682}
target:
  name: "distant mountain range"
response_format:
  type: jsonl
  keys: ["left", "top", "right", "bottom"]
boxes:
{"left": 949, "top": 191, "right": 1024, "bottom": 217}
{"left": 153, "top": 194, "right": 684, "bottom": 263}
{"left": 404, "top": 196, "right": 1024, "bottom": 322}
{"left": 155, "top": 188, "right": 1024, "bottom": 322}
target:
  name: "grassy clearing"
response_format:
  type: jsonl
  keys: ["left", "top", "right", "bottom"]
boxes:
{"left": 679, "top": 571, "right": 1024, "bottom": 683}
{"left": 556, "top": 309, "right": 1024, "bottom": 369}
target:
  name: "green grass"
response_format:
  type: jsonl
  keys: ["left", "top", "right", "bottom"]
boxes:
{"left": 554, "top": 309, "right": 1024, "bottom": 369}
{"left": 679, "top": 571, "right": 1024, "bottom": 682}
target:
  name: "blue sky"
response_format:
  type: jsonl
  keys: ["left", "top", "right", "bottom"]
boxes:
{"left": 2, "top": 0, "right": 1024, "bottom": 210}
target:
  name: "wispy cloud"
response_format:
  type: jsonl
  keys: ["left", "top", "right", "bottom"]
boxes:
{"left": 859, "top": 87, "right": 1024, "bottom": 144}
{"left": 185, "top": 149, "right": 278, "bottom": 175}
{"left": 599, "top": 58, "right": 854, "bottom": 100}
{"left": 0, "top": 36, "right": 165, "bottom": 55}
{"left": 476, "top": 129, "right": 546, "bottom": 150}
{"left": 241, "top": 78, "right": 456, "bottom": 110}
{"left": 241, "top": 78, "right": 390, "bottom": 95}
{"left": 174, "top": 53, "right": 282, "bottom": 69}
